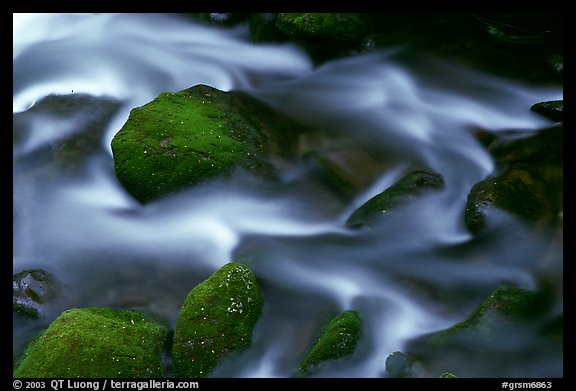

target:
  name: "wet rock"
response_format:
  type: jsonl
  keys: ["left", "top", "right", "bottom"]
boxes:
{"left": 13, "top": 307, "right": 170, "bottom": 378}
{"left": 405, "top": 285, "right": 560, "bottom": 377}
{"left": 464, "top": 164, "right": 558, "bottom": 234}
{"left": 172, "top": 262, "right": 263, "bottom": 378}
{"left": 111, "top": 84, "right": 299, "bottom": 203}
{"left": 346, "top": 170, "right": 445, "bottom": 228}
{"left": 531, "top": 100, "right": 563, "bottom": 122}
{"left": 13, "top": 269, "right": 60, "bottom": 319}
{"left": 297, "top": 310, "right": 363, "bottom": 375}
{"left": 385, "top": 351, "right": 413, "bottom": 378}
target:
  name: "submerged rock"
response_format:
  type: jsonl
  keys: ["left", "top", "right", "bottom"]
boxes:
{"left": 172, "top": 262, "right": 263, "bottom": 378}
{"left": 464, "top": 165, "right": 557, "bottom": 234}
{"left": 385, "top": 351, "right": 413, "bottom": 378}
{"left": 346, "top": 170, "right": 445, "bottom": 228}
{"left": 297, "top": 310, "right": 363, "bottom": 375}
{"left": 13, "top": 307, "right": 170, "bottom": 378}
{"left": 111, "top": 84, "right": 298, "bottom": 203}
{"left": 13, "top": 269, "right": 60, "bottom": 319}
{"left": 405, "top": 285, "right": 560, "bottom": 377}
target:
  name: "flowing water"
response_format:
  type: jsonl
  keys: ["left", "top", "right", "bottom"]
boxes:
{"left": 13, "top": 13, "right": 563, "bottom": 377}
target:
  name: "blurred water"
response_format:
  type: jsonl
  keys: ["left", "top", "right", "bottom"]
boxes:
{"left": 13, "top": 13, "right": 562, "bottom": 377}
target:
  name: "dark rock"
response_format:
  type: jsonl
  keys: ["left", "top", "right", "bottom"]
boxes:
{"left": 531, "top": 100, "right": 563, "bottom": 122}
{"left": 13, "top": 269, "right": 60, "bottom": 319}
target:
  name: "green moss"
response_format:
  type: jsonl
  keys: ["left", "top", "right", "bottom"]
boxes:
{"left": 13, "top": 307, "right": 170, "bottom": 378}
{"left": 440, "top": 372, "right": 458, "bottom": 378}
{"left": 276, "top": 13, "right": 366, "bottom": 42}
{"left": 111, "top": 84, "right": 282, "bottom": 203}
{"left": 297, "top": 310, "right": 363, "bottom": 375}
{"left": 172, "top": 262, "right": 264, "bottom": 378}
{"left": 346, "top": 170, "right": 444, "bottom": 228}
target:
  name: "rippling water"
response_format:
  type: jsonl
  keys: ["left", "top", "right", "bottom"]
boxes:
{"left": 13, "top": 13, "right": 563, "bottom": 377}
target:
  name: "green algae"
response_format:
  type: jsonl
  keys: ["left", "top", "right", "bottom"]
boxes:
{"left": 13, "top": 307, "right": 170, "bottom": 378}
{"left": 172, "top": 262, "right": 263, "bottom": 378}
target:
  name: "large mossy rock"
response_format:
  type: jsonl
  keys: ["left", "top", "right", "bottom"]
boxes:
{"left": 172, "top": 262, "right": 264, "bottom": 377}
{"left": 13, "top": 307, "right": 170, "bottom": 378}
{"left": 346, "top": 170, "right": 445, "bottom": 228}
{"left": 297, "top": 310, "right": 363, "bottom": 375}
{"left": 111, "top": 84, "right": 298, "bottom": 203}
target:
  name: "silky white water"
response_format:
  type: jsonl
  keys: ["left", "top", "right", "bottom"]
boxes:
{"left": 13, "top": 13, "right": 562, "bottom": 377}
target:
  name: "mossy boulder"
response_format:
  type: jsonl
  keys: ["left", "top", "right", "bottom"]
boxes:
{"left": 13, "top": 307, "right": 170, "bottom": 378}
{"left": 297, "top": 310, "right": 363, "bottom": 375}
{"left": 405, "top": 285, "right": 558, "bottom": 377}
{"left": 276, "top": 13, "right": 368, "bottom": 43}
{"left": 13, "top": 269, "right": 60, "bottom": 319}
{"left": 111, "top": 84, "right": 298, "bottom": 203}
{"left": 346, "top": 170, "right": 445, "bottom": 228}
{"left": 464, "top": 165, "right": 557, "bottom": 234}
{"left": 172, "top": 262, "right": 264, "bottom": 378}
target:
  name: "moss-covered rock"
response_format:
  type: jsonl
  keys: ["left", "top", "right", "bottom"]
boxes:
{"left": 276, "top": 13, "right": 368, "bottom": 43}
{"left": 297, "top": 310, "right": 363, "bottom": 375}
{"left": 13, "top": 269, "right": 60, "bottom": 319}
{"left": 172, "top": 262, "right": 263, "bottom": 378}
{"left": 405, "top": 285, "right": 558, "bottom": 377}
{"left": 13, "top": 307, "right": 170, "bottom": 378}
{"left": 464, "top": 165, "right": 557, "bottom": 234}
{"left": 111, "top": 84, "right": 298, "bottom": 203}
{"left": 440, "top": 372, "right": 458, "bottom": 378}
{"left": 346, "top": 170, "right": 445, "bottom": 228}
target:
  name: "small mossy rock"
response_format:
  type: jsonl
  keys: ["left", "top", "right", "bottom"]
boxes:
{"left": 405, "top": 285, "right": 555, "bottom": 377}
{"left": 346, "top": 170, "right": 445, "bottom": 228}
{"left": 13, "top": 269, "right": 60, "bottom": 319}
{"left": 297, "top": 310, "right": 363, "bottom": 375}
{"left": 531, "top": 100, "right": 563, "bottom": 122}
{"left": 13, "top": 307, "right": 170, "bottom": 378}
{"left": 173, "top": 262, "right": 263, "bottom": 378}
{"left": 440, "top": 372, "right": 458, "bottom": 378}
{"left": 276, "top": 13, "right": 367, "bottom": 42}
{"left": 111, "top": 84, "right": 297, "bottom": 203}
{"left": 464, "top": 165, "right": 557, "bottom": 234}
